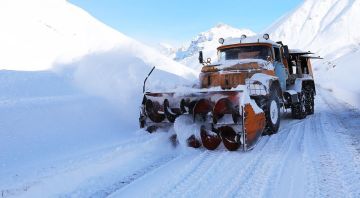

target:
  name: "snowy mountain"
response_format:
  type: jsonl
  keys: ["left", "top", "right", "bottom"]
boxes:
{"left": 267, "top": 0, "right": 360, "bottom": 108}
{"left": 0, "top": 0, "right": 196, "bottom": 80}
{"left": 267, "top": 0, "right": 360, "bottom": 58}
{"left": 158, "top": 43, "right": 177, "bottom": 59}
{"left": 160, "top": 24, "right": 255, "bottom": 71}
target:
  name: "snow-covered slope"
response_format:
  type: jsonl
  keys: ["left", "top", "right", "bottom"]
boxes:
{"left": 0, "top": 0, "right": 198, "bottom": 189}
{"left": 0, "top": 0, "right": 196, "bottom": 80}
{"left": 267, "top": 0, "right": 360, "bottom": 108}
{"left": 161, "top": 24, "right": 255, "bottom": 71}
{"left": 267, "top": 0, "right": 360, "bottom": 58}
{"left": 0, "top": 0, "right": 198, "bottom": 118}
{"left": 0, "top": 0, "right": 117, "bottom": 70}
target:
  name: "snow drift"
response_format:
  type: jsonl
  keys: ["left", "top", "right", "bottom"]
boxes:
{"left": 63, "top": 48, "right": 195, "bottom": 129}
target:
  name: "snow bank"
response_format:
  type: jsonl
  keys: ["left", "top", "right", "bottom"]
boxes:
{"left": 54, "top": 48, "right": 195, "bottom": 129}
{"left": 314, "top": 50, "right": 360, "bottom": 108}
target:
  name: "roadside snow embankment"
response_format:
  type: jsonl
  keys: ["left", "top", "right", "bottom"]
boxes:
{"left": 60, "top": 48, "right": 195, "bottom": 128}
{"left": 314, "top": 50, "right": 360, "bottom": 109}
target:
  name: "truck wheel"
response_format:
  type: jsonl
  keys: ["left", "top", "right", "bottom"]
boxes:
{"left": 291, "top": 92, "right": 307, "bottom": 119}
{"left": 304, "top": 87, "right": 315, "bottom": 115}
{"left": 263, "top": 90, "right": 281, "bottom": 135}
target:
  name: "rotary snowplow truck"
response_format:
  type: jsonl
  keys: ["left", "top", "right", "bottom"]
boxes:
{"left": 139, "top": 34, "right": 318, "bottom": 151}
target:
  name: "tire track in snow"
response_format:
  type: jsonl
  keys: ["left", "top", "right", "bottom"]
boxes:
{"left": 165, "top": 151, "right": 230, "bottom": 197}
{"left": 319, "top": 101, "right": 360, "bottom": 196}
{"left": 207, "top": 118, "right": 307, "bottom": 197}
{"left": 300, "top": 92, "right": 360, "bottom": 198}
{"left": 110, "top": 150, "right": 212, "bottom": 197}
{"left": 88, "top": 154, "right": 180, "bottom": 198}
{"left": 233, "top": 122, "right": 304, "bottom": 198}
{"left": 261, "top": 122, "right": 306, "bottom": 198}
{"left": 303, "top": 109, "right": 348, "bottom": 197}
{"left": 5, "top": 132, "right": 174, "bottom": 198}
{"left": 197, "top": 136, "right": 271, "bottom": 198}
{"left": 158, "top": 151, "right": 226, "bottom": 198}
{"left": 301, "top": 113, "right": 322, "bottom": 198}
{"left": 318, "top": 89, "right": 360, "bottom": 197}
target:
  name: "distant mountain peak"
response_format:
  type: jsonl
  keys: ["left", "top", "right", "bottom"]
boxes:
{"left": 159, "top": 24, "right": 255, "bottom": 71}
{"left": 214, "top": 23, "right": 231, "bottom": 28}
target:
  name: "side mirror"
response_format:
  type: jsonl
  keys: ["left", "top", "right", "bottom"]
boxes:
{"left": 283, "top": 45, "right": 290, "bottom": 59}
{"left": 199, "top": 51, "right": 204, "bottom": 64}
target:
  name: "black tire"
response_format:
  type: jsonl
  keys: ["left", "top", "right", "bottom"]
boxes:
{"left": 304, "top": 86, "right": 315, "bottom": 115}
{"left": 291, "top": 92, "right": 307, "bottom": 119}
{"left": 258, "top": 88, "right": 281, "bottom": 135}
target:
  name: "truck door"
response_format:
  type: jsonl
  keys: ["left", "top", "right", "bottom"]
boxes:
{"left": 273, "top": 47, "right": 288, "bottom": 91}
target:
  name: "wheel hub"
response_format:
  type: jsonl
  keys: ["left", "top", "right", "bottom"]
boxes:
{"left": 270, "top": 100, "right": 279, "bottom": 124}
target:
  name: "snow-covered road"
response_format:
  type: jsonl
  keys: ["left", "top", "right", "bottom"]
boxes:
{"left": 1, "top": 87, "right": 360, "bottom": 198}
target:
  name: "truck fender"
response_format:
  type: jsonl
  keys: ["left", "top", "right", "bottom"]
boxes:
{"left": 247, "top": 73, "right": 280, "bottom": 96}
{"left": 288, "top": 78, "right": 316, "bottom": 94}
{"left": 283, "top": 90, "right": 299, "bottom": 104}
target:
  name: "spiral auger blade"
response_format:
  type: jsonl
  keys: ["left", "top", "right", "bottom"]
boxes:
{"left": 186, "top": 134, "right": 201, "bottom": 148}
{"left": 145, "top": 98, "right": 165, "bottom": 123}
{"left": 219, "top": 126, "right": 241, "bottom": 151}
{"left": 164, "top": 99, "right": 181, "bottom": 123}
{"left": 200, "top": 125, "right": 221, "bottom": 150}
{"left": 192, "top": 98, "right": 214, "bottom": 121}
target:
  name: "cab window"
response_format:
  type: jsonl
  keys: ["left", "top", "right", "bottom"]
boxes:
{"left": 274, "top": 47, "right": 281, "bottom": 62}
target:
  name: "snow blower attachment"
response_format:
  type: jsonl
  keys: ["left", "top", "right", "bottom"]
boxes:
{"left": 139, "top": 34, "right": 317, "bottom": 151}
{"left": 140, "top": 90, "right": 266, "bottom": 151}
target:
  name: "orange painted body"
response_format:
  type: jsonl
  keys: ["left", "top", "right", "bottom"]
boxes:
{"left": 243, "top": 104, "right": 266, "bottom": 148}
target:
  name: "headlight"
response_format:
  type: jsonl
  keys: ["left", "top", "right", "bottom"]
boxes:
{"left": 218, "top": 38, "right": 225, "bottom": 44}
{"left": 263, "top": 33, "right": 270, "bottom": 40}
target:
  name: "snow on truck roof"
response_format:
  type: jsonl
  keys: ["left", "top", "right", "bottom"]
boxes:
{"left": 220, "top": 34, "right": 280, "bottom": 46}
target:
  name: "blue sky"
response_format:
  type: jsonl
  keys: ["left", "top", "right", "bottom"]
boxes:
{"left": 69, "top": 0, "right": 303, "bottom": 46}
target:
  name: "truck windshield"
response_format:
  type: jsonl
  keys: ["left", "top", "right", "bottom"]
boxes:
{"left": 220, "top": 46, "right": 272, "bottom": 61}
